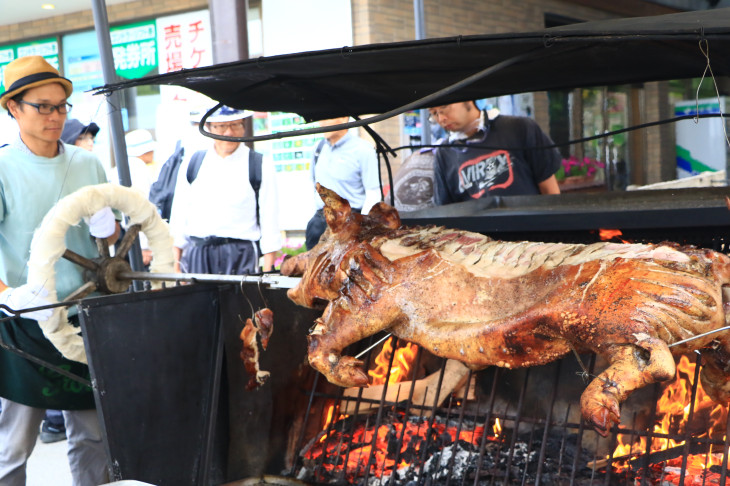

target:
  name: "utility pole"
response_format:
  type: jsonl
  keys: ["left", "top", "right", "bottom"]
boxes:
{"left": 208, "top": 0, "right": 253, "bottom": 147}
{"left": 90, "top": 0, "right": 145, "bottom": 281}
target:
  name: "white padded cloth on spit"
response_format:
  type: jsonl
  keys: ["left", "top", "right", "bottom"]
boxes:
{"left": 27, "top": 183, "right": 174, "bottom": 363}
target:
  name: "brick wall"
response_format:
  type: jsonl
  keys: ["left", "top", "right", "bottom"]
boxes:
{"left": 0, "top": 0, "right": 208, "bottom": 45}
{"left": 642, "top": 81, "right": 675, "bottom": 184}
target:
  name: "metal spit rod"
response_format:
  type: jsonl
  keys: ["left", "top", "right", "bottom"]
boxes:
{"left": 118, "top": 271, "right": 301, "bottom": 289}
{"left": 0, "top": 272, "right": 301, "bottom": 321}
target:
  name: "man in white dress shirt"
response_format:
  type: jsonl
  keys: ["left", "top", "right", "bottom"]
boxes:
{"left": 169, "top": 106, "right": 281, "bottom": 275}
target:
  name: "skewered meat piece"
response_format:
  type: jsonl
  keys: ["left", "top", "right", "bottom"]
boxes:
{"left": 255, "top": 308, "right": 274, "bottom": 350}
{"left": 239, "top": 309, "right": 274, "bottom": 391}
{"left": 281, "top": 184, "right": 730, "bottom": 436}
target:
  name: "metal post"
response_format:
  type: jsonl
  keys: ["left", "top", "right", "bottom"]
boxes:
{"left": 90, "top": 0, "right": 146, "bottom": 283}
{"left": 414, "top": 0, "right": 431, "bottom": 146}
{"left": 209, "top": 0, "right": 253, "bottom": 147}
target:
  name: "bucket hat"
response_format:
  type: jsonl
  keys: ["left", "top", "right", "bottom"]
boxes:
{"left": 125, "top": 129, "right": 157, "bottom": 157}
{"left": 0, "top": 56, "right": 73, "bottom": 110}
{"left": 61, "top": 119, "right": 100, "bottom": 145}
{"left": 205, "top": 105, "right": 253, "bottom": 123}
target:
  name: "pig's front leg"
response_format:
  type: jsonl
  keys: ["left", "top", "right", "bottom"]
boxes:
{"left": 308, "top": 244, "right": 401, "bottom": 387}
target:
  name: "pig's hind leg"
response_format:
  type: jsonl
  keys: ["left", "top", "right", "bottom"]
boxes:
{"left": 581, "top": 335, "right": 675, "bottom": 436}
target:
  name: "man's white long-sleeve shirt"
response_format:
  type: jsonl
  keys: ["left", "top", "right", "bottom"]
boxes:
{"left": 169, "top": 143, "right": 281, "bottom": 255}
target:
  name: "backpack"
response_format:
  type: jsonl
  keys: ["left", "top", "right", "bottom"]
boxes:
{"left": 186, "top": 149, "right": 264, "bottom": 226}
{"left": 148, "top": 140, "right": 186, "bottom": 221}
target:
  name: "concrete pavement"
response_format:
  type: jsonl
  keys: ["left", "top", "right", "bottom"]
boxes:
{"left": 27, "top": 436, "right": 72, "bottom": 485}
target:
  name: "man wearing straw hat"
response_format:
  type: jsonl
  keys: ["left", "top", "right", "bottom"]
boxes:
{"left": 0, "top": 56, "right": 115, "bottom": 485}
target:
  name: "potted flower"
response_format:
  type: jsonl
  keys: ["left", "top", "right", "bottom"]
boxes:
{"left": 274, "top": 240, "right": 308, "bottom": 270}
{"left": 556, "top": 155, "right": 606, "bottom": 185}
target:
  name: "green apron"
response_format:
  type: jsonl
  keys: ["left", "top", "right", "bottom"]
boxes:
{"left": 0, "top": 315, "right": 95, "bottom": 410}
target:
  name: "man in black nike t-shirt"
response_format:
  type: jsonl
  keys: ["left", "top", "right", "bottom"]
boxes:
{"left": 429, "top": 101, "right": 561, "bottom": 205}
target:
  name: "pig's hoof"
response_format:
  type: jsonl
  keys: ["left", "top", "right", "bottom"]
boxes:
{"left": 582, "top": 394, "right": 621, "bottom": 437}
{"left": 332, "top": 356, "right": 369, "bottom": 388}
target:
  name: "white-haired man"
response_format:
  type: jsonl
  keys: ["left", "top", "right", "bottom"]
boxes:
{"left": 169, "top": 105, "right": 281, "bottom": 275}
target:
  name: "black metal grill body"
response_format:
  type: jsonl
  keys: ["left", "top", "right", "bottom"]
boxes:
{"left": 290, "top": 188, "right": 730, "bottom": 485}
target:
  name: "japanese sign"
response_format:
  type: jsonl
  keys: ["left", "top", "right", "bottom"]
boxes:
{"left": 110, "top": 20, "right": 158, "bottom": 80}
{"left": 157, "top": 10, "right": 212, "bottom": 75}
{"left": 155, "top": 9, "right": 212, "bottom": 105}
{"left": 153, "top": 10, "right": 215, "bottom": 160}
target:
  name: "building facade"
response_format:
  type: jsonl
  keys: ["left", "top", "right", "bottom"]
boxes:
{"left": 0, "top": 0, "right": 713, "bottom": 229}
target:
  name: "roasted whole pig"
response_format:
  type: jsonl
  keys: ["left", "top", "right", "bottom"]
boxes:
{"left": 281, "top": 184, "right": 730, "bottom": 435}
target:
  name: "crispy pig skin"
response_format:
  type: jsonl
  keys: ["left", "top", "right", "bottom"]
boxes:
{"left": 282, "top": 184, "right": 730, "bottom": 436}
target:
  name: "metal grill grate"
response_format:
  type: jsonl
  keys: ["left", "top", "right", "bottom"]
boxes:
{"left": 277, "top": 219, "right": 730, "bottom": 485}
{"left": 286, "top": 341, "right": 729, "bottom": 485}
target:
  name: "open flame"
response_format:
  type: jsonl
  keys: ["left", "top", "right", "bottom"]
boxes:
{"left": 599, "top": 228, "right": 631, "bottom": 243}
{"left": 610, "top": 355, "right": 728, "bottom": 482}
{"left": 493, "top": 417, "right": 502, "bottom": 437}
{"left": 306, "top": 339, "right": 730, "bottom": 483}
{"left": 304, "top": 338, "right": 502, "bottom": 482}
{"left": 368, "top": 337, "right": 419, "bottom": 385}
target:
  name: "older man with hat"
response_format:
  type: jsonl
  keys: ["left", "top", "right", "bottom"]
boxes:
{"left": 169, "top": 105, "right": 281, "bottom": 276}
{"left": 0, "top": 56, "right": 116, "bottom": 485}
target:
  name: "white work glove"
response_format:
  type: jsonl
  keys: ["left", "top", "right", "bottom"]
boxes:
{"left": 86, "top": 207, "right": 116, "bottom": 238}
{"left": 0, "top": 283, "right": 53, "bottom": 321}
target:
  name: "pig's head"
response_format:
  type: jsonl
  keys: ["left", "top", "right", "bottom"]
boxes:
{"left": 283, "top": 184, "right": 400, "bottom": 308}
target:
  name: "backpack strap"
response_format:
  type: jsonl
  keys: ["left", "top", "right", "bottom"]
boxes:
{"left": 310, "top": 138, "right": 326, "bottom": 183}
{"left": 312, "top": 138, "right": 326, "bottom": 165}
{"left": 249, "top": 150, "right": 263, "bottom": 227}
{"left": 186, "top": 150, "right": 207, "bottom": 184}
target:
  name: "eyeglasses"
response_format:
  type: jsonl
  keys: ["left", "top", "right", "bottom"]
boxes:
{"left": 207, "top": 121, "right": 245, "bottom": 133}
{"left": 18, "top": 100, "right": 73, "bottom": 115}
{"left": 428, "top": 105, "right": 454, "bottom": 124}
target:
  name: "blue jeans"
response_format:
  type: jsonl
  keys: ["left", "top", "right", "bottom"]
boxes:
{"left": 44, "top": 409, "right": 64, "bottom": 428}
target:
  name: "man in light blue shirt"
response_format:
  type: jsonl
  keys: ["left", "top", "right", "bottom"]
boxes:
{"left": 0, "top": 55, "right": 115, "bottom": 486}
{"left": 306, "top": 117, "right": 381, "bottom": 249}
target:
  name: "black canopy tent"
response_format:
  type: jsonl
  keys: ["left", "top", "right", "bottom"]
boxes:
{"left": 93, "top": 8, "right": 730, "bottom": 122}
{"left": 93, "top": 6, "right": 730, "bottom": 237}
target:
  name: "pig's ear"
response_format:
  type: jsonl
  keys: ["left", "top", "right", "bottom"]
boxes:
{"left": 318, "top": 183, "right": 358, "bottom": 235}
{"left": 367, "top": 202, "right": 401, "bottom": 229}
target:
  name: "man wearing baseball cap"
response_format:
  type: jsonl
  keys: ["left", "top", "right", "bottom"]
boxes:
{"left": 0, "top": 56, "right": 115, "bottom": 485}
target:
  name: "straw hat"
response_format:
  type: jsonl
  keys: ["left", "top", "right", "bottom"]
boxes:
{"left": 0, "top": 56, "right": 73, "bottom": 110}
